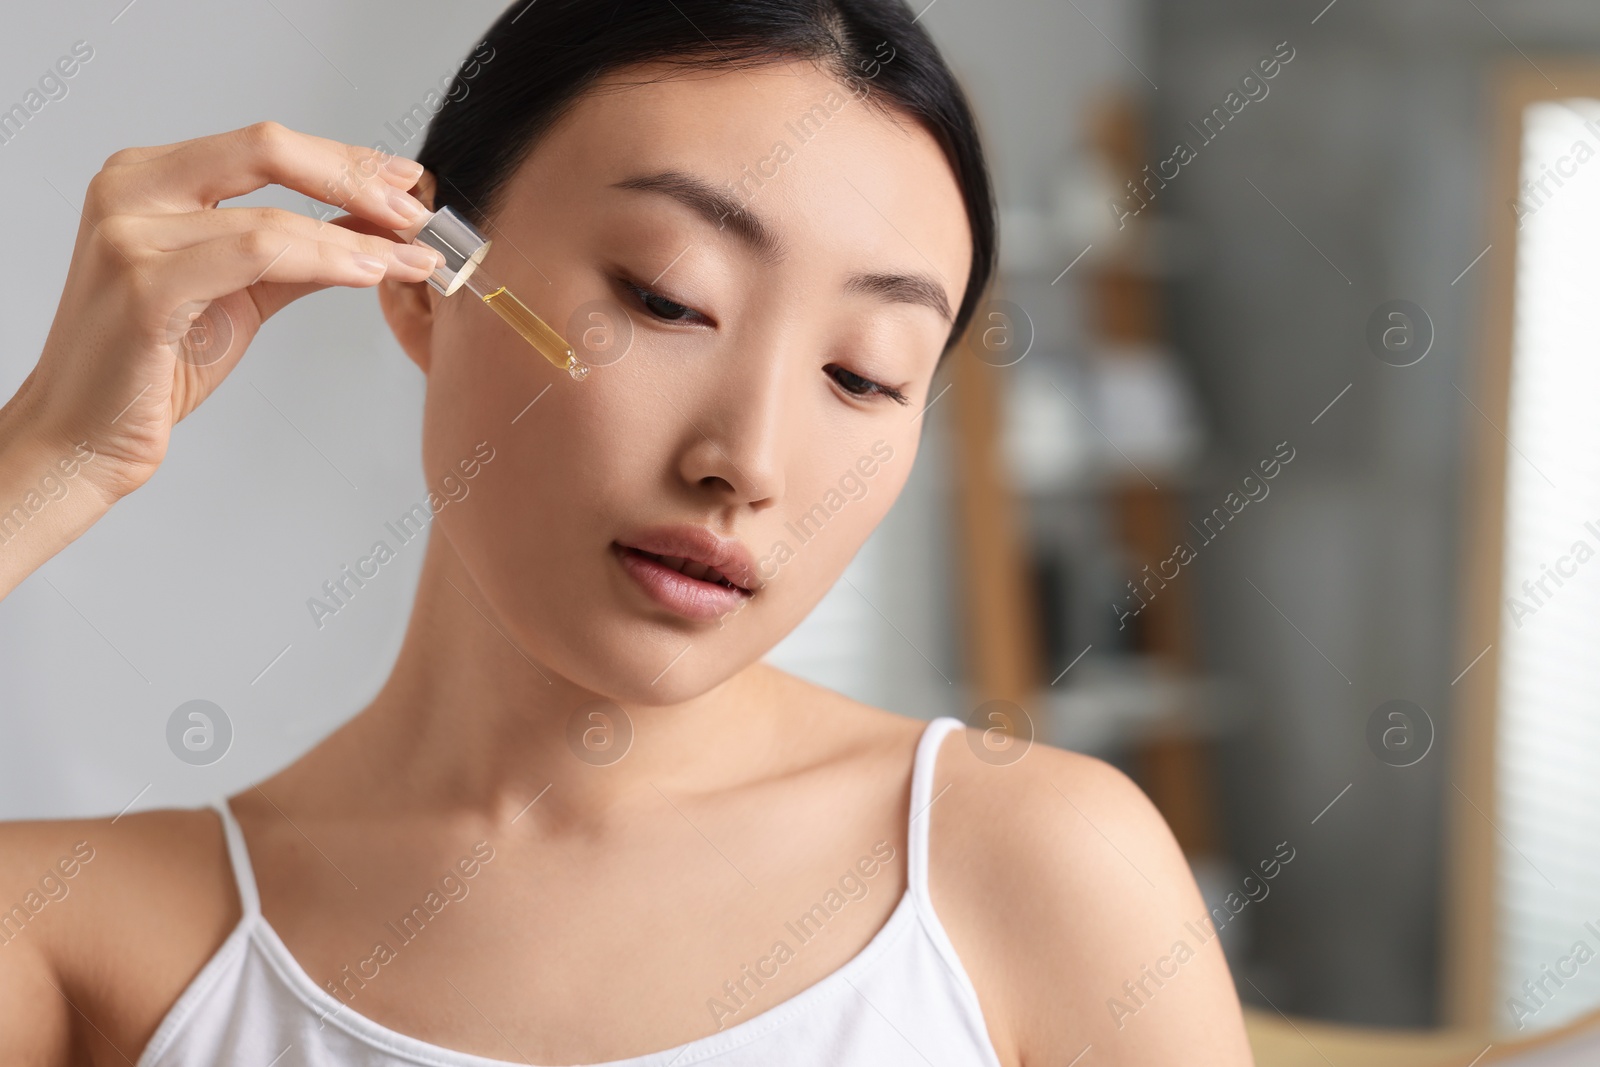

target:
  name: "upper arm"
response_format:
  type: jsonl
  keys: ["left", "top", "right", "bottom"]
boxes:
{"left": 929, "top": 732, "right": 1254, "bottom": 1067}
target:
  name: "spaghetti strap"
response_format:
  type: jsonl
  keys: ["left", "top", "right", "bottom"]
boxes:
{"left": 906, "top": 716, "right": 963, "bottom": 906}
{"left": 209, "top": 797, "right": 261, "bottom": 917}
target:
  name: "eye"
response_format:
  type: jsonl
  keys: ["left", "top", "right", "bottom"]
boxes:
{"left": 826, "top": 363, "right": 910, "bottom": 406}
{"left": 619, "top": 278, "right": 709, "bottom": 324}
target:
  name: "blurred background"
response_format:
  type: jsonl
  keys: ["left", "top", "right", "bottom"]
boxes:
{"left": 6, "top": 1, "right": 1600, "bottom": 1062}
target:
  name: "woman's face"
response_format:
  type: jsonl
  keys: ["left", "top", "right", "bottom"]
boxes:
{"left": 389, "top": 59, "right": 972, "bottom": 705}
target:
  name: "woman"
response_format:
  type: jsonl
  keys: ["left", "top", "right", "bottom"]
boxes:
{"left": 0, "top": 0, "right": 1253, "bottom": 1063}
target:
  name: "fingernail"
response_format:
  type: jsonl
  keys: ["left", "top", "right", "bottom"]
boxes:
{"left": 392, "top": 244, "right": 443, "bottom": 271}
{"left": 383, "top": 155, "right": 424, "bottom": 183}
{"left": 389, "top": 189, "right": 428, "bottom": 224}
{"left": 352, "top": 253, "right": 386, "bottom": 274}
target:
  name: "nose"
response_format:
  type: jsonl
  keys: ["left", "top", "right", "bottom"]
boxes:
{"left": 673, "top": 331, "right": 790, "bottom": 509}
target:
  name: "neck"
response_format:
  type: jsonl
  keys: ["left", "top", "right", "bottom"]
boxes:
{"left": 327, "top": 529, "right": 785, "bottom": 824}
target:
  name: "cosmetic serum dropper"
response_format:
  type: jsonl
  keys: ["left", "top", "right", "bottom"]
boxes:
{"left": 396, "top": 204, "right": 589, "bottom": 382}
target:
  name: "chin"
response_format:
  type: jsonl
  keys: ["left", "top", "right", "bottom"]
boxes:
{"left": 570, "top": 641, "right": 746, "bottom": 708}
{"left": 504, "top": 599, "right": 746, "bottom": 707}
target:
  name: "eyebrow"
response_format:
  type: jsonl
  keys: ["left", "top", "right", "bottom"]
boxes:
{"left": 610, "top": 170, "right": 953, "bottom": 323}
{"left": 613, "top": 171, "right": 785, "bottom": 264}
{"left": 841, "top": 272, "right": 953, "bottom": 324}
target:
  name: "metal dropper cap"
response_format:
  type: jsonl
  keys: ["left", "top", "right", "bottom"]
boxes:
{"left": 397, "top": 204, "right": 491, "bottom": 297}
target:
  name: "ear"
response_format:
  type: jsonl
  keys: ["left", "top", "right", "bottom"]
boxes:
{"left": 378, "top": 169, "right": 440, "bottom": 374}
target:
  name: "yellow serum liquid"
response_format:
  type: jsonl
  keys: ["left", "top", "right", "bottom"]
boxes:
{"left": 481, "top": 285, "right": 591, "bottom": 382}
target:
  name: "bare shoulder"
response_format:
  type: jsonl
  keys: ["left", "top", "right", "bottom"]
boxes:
{"left": 0, "top": 807, "right": 241, "bottom": 1064}
{"left": 926, "top": 732, "right": 1254, "bottom": 1067}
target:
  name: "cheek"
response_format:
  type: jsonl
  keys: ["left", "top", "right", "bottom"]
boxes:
{"left": 747, "top": 460, "right": 907, "bottom": 654}
{"left": 428, "top": 352, "right": 657, "bottom": 564}
{"left": 422, "top": 273, "right": 649, "bottom": 503}
{"left": 764, "top": 435, "right": 915, "bottom": 597}
{"left": 422, "top": 321, "right": 687, "bottom": 652}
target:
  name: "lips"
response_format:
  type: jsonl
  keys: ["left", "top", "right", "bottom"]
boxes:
{"left": 629, "top": 549, "right": 744, "bottom": 589}
{"left": 617, "top": 525, "right": 759, "bottom": 592}
{"left": 613, "top": 525, "right": 759, "bottom": 622}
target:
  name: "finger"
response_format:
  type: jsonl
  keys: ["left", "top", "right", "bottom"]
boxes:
{"left": 244, "top": 212, "right": 450, "bottom": 321}
{"left": 103, "top": 134, "right": 421, "bottom": 191}
{"left": 101, "top": 143, "right": 186, "bottom": 168}
{"left": 320, "top": 211, "right": 419, "bottom": 240}
{"left": 151, "top": 229, "right": 438, "bottom": 311}
{"left": 115, "top": 121, "right": 430, "bottom": 230}
{"left": 129, "top": 205, "right": 431, "bottom": 263}
{"left": 251, "top": 215, "right": 449, "bottom": 322}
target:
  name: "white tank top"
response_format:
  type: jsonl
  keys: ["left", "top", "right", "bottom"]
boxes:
{"left": 135, "top": 716, "right": 1004, "bottom": 1067}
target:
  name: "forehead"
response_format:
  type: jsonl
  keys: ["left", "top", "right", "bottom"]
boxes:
{"left": 524, "top": 59, "right": 972, "bottom": 299}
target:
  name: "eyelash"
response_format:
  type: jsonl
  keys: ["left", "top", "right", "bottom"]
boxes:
{"left": 616, "top": 277, "right": 911, "bottom": 407}
{"left": 619, "top": 278, "right": 707, "bottom": 325}
{"left": 825, "top": 364, "right": 910, "bottom": 406}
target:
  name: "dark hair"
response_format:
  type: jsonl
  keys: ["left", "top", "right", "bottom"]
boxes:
{"left": 417, "top": 0, "right": 997, "bottom": 359}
